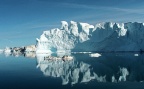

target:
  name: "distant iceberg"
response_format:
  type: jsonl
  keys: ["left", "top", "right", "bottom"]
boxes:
{"left": 36, "top": 21, "right": 144, "bottom": 53}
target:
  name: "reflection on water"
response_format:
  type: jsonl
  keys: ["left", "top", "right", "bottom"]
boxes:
{"left": 24, "top": 52, "right": 36, "bottom": 58}
{"left": 36, "top": 53, "right": 130, "bottom": 85}
{"left": 1, "top": 51, "right": 144, "bottom": 88}
{"left": 36, "top": 54, "right": 98, "bottom": 85}
{"left": 35, "top": 52, "right": 144, "bottom": 85}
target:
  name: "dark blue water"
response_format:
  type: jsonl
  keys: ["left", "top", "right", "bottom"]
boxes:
{"left": 0, "top": 52, "right": 144, "bottom": 89}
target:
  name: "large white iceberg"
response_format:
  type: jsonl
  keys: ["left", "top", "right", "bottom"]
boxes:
{"left": 36, "top": 21, "right": 144, "bottom": 53}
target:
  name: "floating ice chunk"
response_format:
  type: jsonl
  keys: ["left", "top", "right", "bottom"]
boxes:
{"left": 89, "top": 53, "right": 101, "bottom": 57}
{"left": 134, "top": 54, "right": 139, "bottom": 56}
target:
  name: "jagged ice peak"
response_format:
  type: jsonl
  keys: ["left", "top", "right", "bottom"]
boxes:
{"left": 36, "top": 21, "right": 144, "bottom": 53}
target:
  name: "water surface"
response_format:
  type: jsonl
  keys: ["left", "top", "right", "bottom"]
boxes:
{"left": 0, "top": 52, "right": 144, "bottom": 89}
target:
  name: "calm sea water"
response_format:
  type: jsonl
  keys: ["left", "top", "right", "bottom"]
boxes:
{"left": 0, "top": 52, "right": 144, "bottom": 89}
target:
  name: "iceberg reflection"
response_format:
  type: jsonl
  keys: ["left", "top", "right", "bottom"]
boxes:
{"left": 24, "top": 52, "right": 36, "bottom": 58}
{"left": 36, "top": 53, "right": 132, "bottom": 85}
{"left": 36, "top": 54, "right": 99, "bottom": 85}
{"left": 35, "top": 52, "right": 144, "bottom": 86}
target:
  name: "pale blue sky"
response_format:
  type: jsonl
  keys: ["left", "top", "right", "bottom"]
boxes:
{"left": 0, "top": 0, "right": 144, "bottom": 48}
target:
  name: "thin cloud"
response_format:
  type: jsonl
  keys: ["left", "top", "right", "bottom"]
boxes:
{"left": 30, "top": 24, "right": 60, "bottom": 29}
{"left": 55, "top": 2, "right": 144, "bottom": 23}
{"left": 103, "top": 7, "right": 144, "bottom": 15}
{"left": 59, "top": 2, "right": 144, "bottom": 14}
{"left": 1, "top": 39, "right": 13, "bottom": 43}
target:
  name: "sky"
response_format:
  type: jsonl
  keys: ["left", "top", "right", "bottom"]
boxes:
{"left": 0, "top": 0, "right": 144, "bottom": 48}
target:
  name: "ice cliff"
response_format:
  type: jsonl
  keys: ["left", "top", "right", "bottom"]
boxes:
{"left": 36, "top": 21, "right": 144, "bottom": 53}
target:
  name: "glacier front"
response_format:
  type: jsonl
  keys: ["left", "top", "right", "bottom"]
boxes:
{"left": 36, "top": 21, "right": 144, "bottom": 53}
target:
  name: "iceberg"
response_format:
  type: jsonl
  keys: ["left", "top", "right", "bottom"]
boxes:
{"left": 36, "top": 21, "right": 144, "bottom": 53}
